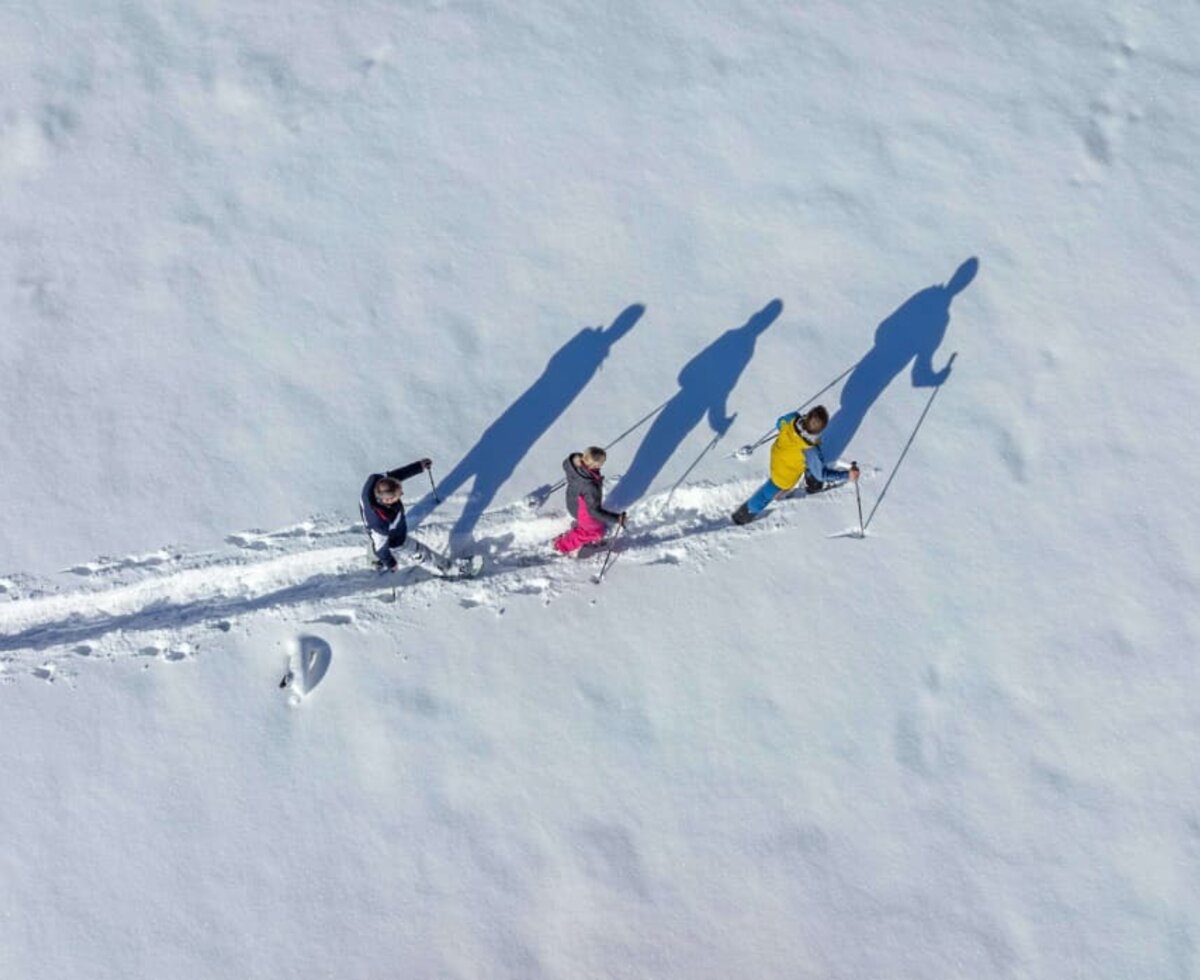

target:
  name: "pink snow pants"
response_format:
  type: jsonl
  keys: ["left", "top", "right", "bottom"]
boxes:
{"left": 554, "top": 495, "right": 606, "bottom": 553}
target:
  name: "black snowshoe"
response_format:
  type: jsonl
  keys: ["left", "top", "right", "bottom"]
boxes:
{"left": 803, "top": 474, "right": 829, "bottom": 495}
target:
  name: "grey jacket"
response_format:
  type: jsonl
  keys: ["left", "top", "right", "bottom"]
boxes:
{"left": 562, "top": 455, "right": 621, "bottom": 526}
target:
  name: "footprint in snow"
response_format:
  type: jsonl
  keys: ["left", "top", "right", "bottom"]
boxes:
{"left": 280, "top": 635, "right": 333, "bottom": 704}
{"left": 64, "top": 550, "right": 174, "bottom": 576}
{"left": 511, "top": 577, "right": 550, "bottom": 595}
{"left": 307, "top": 612, "right": 355, "bottom": 627}
{"left": 227, "top": 522, "right": 318, "bottom": 551}
{"left": 225, "top": 532, "right": 272, "bottom": 551}
{"left": 135, "top": 643, "right": 193, "bottom": 661}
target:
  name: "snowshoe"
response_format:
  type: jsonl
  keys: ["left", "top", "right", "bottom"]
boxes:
{"left": 443, "top": 555, "right": 484, "bottom": 579}
{"left": 731, "top": 503, "right": 755, "bottom": 525}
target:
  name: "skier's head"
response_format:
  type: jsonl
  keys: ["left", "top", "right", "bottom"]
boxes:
{"left": 582, "top": 446, "right": 606, "bottom": 470}
{"left": 374, "top": 477, "right": 403, "bottom": 505}
{"left": 800, "top": 405, "right": 829, "bottom": 435}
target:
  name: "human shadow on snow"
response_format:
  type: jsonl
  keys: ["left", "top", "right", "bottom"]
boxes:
{"left": 2, "top": 270, "right": 979, "bottom": 656}
{"left": 606, "top": 299, "right": 782, "bottom": 510}
{"left": 405, "top": 304, "right": 644, "bottom": 550}
{"left": 0, "top": 571, "right": 394, "bottom": 654}
{"left": 820, "top": 257, "right": 978, "bottom": 462}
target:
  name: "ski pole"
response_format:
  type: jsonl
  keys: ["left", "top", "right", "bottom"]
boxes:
{"left": 851, "top": 460, "right": 864, "bottom": 538}
{"left": 660, "top": 425, "right": 729, "bottom": 515}
{"left": 863, "top": 353, "right": 957, "bottom": 532}
{"left": 730, "top": 358, "right": 861, "bottom": 459}
{"left": 594, "top": 520, "right": 626, "bottom": 585}
{"left": 426, "top": 463, "right": 441, "bottom": 504}
{"left": 604, "top": 396, "right": 672, "bottom": 453}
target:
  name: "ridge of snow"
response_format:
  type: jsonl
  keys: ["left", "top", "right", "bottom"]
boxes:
{"left": 0, "top": 473, "right": 871, "bottom": 673}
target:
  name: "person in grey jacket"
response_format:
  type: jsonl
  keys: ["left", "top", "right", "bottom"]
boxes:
{"left": 553, "top": 447, "right": 626, "bottom": 555}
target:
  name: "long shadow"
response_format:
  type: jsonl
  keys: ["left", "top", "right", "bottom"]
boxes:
{"left": 821, "top": 258, "right": 979, "bottom": 462}
{"left": 406, "top": 304, "right": 645, "bottom": 549}
{"left": 607, "top": 299, "right": 782, "bottom": 510}
{"left": 0, "top": 568, "right": 391, "bottom": 654}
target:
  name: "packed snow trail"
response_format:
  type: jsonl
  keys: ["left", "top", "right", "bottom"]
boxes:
{"left": 0, "top": 473, "right": 872, "bottom": 673}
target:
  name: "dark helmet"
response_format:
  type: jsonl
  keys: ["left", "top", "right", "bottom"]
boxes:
{"left": 801, "top": 405, "right": 829, "bottom": 432}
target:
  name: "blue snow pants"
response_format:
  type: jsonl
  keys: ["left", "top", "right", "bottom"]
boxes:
{"left": 746, "top": 479, "right": 786, "bottom": 515}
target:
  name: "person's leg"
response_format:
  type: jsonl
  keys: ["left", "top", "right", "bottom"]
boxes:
{"left": 360, "top": 502, "right": 393, "bottom": 568}
{"left": 368, "top": 529, "right": 394, "bottom": 567}
{"left": 746, "top": 479, "right": 784, "bottom": 515}
{"left": 734, "top": 479, "right": 784, "bottom": 525}
{"left": 397, "top": 535, "right": 453, "bottom": 573}
{"left": 554, "top": 496, "right": 607, "bottom": 553}
{"left": 554, "top": 525, "right": 588, "bottom": 553}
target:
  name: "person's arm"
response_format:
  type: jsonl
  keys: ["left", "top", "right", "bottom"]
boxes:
{"left": 804, "top": 445, "right": 850, "bottom": 486}
{"left": 387, "top": 459, "right": 432, "bottom": 481}
{"left": 776, "top": 412, "right": 798, "bottom": 432}
{"left": 582, "top": 482, "right": 621, "bottom": 526}
{"left": 599, "top": 502, "right": 625, "bottom": 525}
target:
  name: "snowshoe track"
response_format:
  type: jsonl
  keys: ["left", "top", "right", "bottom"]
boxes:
{"left": 0, "top": 473, "right": 872, "bottom": 678}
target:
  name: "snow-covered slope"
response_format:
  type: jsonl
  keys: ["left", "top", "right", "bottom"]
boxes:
{"left": 3, "top": 2, "right": 1199, "bottom": 978}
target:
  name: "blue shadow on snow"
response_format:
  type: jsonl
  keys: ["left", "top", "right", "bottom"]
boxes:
{"left": 407, "top": 304, "right": 645, "bottom": 548}
{"left": 821, "top": 257, "right": 979, "bottom": 462}
{"left": 607, "top": 299, "right": 782, "bottom": 510}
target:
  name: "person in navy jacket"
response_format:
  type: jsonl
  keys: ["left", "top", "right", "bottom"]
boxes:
{"left": 360, "top": 459, "right": 450, "bottom": 573}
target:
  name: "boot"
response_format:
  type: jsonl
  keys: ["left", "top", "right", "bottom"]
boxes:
{"left": 731, "top": 502, "right": 754, "bottom": 525}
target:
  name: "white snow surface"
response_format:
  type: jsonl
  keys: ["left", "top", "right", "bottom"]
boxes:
{"left": 3, "top": 2, "right": 1200, "bottom": 978}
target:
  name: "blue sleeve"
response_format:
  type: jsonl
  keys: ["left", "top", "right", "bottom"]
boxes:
{"left": 804, "top": 445, "right": 849, "bottom": 485}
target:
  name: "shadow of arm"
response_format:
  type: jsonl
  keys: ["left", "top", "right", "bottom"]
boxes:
{"left": 911, "top": 348, "right": 952, "bottom": 388}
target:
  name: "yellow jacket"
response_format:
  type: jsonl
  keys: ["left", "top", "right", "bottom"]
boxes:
{"left": 769, "top": 414, "right": 815, "bottom": 489}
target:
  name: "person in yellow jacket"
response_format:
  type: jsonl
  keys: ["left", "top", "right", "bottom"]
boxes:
{"left": 732, "top": 405, "right": 859, "bottom": 525}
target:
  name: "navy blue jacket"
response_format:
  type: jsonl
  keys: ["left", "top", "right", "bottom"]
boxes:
{"left": 361, "top": 461, "right": 427, "bottom": 564}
